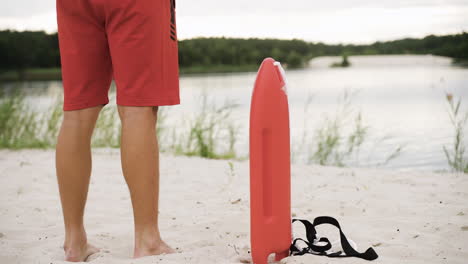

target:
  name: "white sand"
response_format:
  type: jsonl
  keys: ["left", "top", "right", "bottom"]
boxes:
{"left": 0, "top": 149, "right": 467, "bottom": 264}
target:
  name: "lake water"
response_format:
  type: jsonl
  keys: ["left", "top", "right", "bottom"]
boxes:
{"left": 2, "top": 55, "right": 467, "bottom": 171}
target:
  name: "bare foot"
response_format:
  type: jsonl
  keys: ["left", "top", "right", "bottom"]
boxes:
{"left": 64, "top": 243, "right": 100, "bottom": 262}
{"left": 134, "top": 240, "right": 175, "bottom": 258}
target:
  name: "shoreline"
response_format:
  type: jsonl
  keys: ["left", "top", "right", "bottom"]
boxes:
{"left": 0, "top": 66, "right": 261, "bottom": 82}
{"left": 1, "top": 55, "right": 466, "bottom": 82}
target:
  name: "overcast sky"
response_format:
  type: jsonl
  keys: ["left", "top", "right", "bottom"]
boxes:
{"left": 1, "top": 0, "right": 467, "bottom": 44}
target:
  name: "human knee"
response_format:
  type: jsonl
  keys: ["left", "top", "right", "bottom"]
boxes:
{"left": 62, "top": 106, "right": 102, "bottom": 126}
{"left": 118, "top": 106, "right": 158, "bottom": 123}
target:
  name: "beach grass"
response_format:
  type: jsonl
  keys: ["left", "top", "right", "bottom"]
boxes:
{"left": 92, "top": 104, "right": 120, "bottom": 148}
{"left": 298, "top": 90, "right": 403, "bottom": 167}
{"left": 171, "top": 93, "right": 240, "bottom": 159}
{"left": 0, "top": 88, "right": 404, "bottom": 165}
{"left": 443, "top": 93, "right": 468, "bottom": 173}
{"left": 0, "top": 90, "right": 50, "bottom": 148}
{"left": 41, "top": 95, "right": 63, "bottom": 146}
{"left": 0, "top": 89, "right": 243, "bottom": 160}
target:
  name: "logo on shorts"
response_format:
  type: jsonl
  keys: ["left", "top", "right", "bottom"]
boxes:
{"left": 169, "top": 0, "right": 176, "bottom": 41}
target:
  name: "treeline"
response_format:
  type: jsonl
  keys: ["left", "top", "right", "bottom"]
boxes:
{"left": 179, "top": 38, "right": 309, "bottom": 70}
{"left": 306, "top": 33, "right": 468, "bottom": 60}
{"left": 0, "top": 30, "right": 467, "bottom": 77}
{"left": 0, "top": 31, "right": 60, "bottom": 73}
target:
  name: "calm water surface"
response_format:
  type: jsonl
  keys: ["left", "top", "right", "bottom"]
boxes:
{"left": 2, "top": 55, "right": 468, "bottom": 171}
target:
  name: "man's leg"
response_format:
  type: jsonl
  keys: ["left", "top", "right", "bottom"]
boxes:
{"left": 117, "top": 106, "right": 174, "bottom": 258}
{"left": 56, "top": 106, "right": 102, "bottom": 262}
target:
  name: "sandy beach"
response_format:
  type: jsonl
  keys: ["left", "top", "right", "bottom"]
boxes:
{"left": 0, "top": 149, "right": 467, "bottom": 264}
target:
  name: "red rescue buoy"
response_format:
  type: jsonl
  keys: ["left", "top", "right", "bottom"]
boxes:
{"left": 249, "top": 58, "right": 291, "bottom": 264}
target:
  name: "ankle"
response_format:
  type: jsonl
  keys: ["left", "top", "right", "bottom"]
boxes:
{"left": 134, "top": 226, "right": 162, "bottom": 249}
{"left": 64, "top": 226, "right": 87, "bottom": 250}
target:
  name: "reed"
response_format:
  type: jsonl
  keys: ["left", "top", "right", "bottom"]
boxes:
{"left": 92, "top": 104, "right": 120, "bottom": 148}
{"left": 443, "top": 93, "right": 468, "bottom": 173}
{"left": 41, "top": 96, "right": 63, "bottom": 146}
{"left": 301, "top": 90, "right": 402, "bottom": 167}
{"left": 1, "top": 87, "right": 406, "bottom": 167}
{"left": 0, "top": 89, "right": 47, "bottom": 148}
{"left": 172, "top": 93, "right": 240, "bottom": 159}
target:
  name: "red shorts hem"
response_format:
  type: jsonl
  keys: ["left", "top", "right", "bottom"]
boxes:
{"left": 117, "top": 97, "right": 180, "bottom": 107}
{"left": 63, "top": 98, "right": 109, "bottom": 111}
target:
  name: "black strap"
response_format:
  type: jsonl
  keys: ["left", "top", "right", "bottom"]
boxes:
{"left": 290, "top": 217, "right": 378, "bottom": 261}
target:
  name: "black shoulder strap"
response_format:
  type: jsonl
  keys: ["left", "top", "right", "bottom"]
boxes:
{"left": 290, "top": 217, "right": 378, "bottom": 261}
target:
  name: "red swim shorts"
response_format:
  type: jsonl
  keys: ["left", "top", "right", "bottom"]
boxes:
{"left": 56, "top": 0, "right": 180, "bottom": 111}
